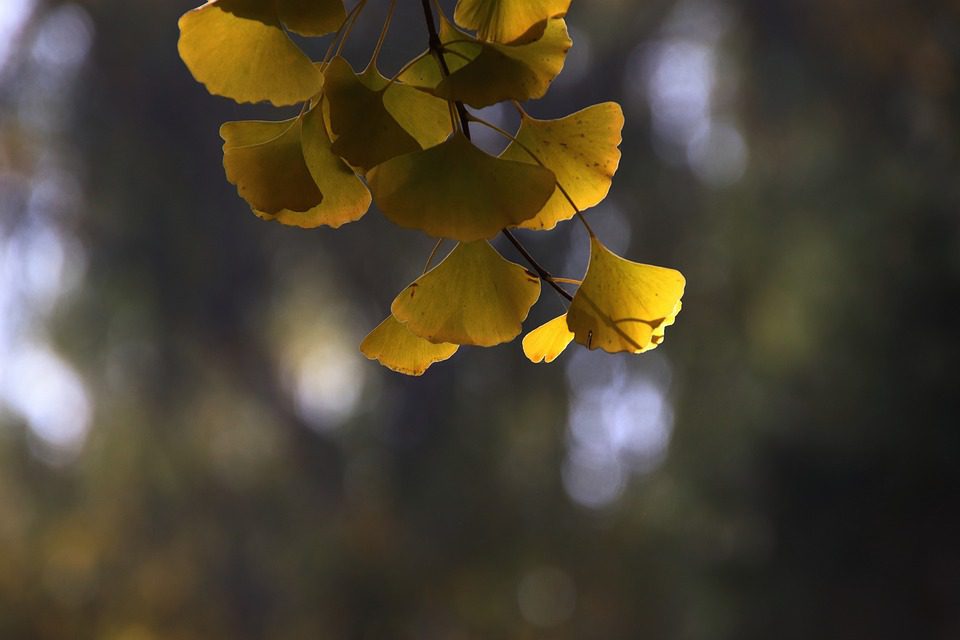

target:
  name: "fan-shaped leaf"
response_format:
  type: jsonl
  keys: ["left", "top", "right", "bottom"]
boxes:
{"left": 360, "top": 315, "right": 459, "bottom": 376}
{"left": 567, "top": 237, "right": 685, "bottom": 354}
{"left": 367, "top": 133, "right": 556, "bottom": 241}
{"left": 178, "top": 0, "right": 322, "bottom": 106}
{"left": 383, "top": 82, "right": 455, "bottom": 151}
{"left": 324, "top": 57, "right": 423, "bottom": 172}
{"left": 267, "top": 105, "right": 371, "bottom": 228}
{"left": 275, "top": 0, "right": 345, "bottom": 37}
{"left": 522, "top": 314, "right": 574, "bottom": 363}
{"left": 401, "top": 16, "right": 571, "bottom": 108}
{"left": 221, "top": 117, "right": 322, "bottom": 215}
{"left": 391, "top": 241, "right": 541, "bottom": 346}
{"left": 501, "top": 103, "right": 624, "bottom": 230}
{"left": 454, "top": 0, "right": 571, "bottom": 44}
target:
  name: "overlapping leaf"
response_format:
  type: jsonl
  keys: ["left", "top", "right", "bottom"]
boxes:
{"left": 325, "top": 57, "right": 431, "bottom": 172}
{"left": 295, "top": 105, "right": 371, "bottom": 228}
{"left": 360, "top": 315, "right": 459, "bottom": 376}
{"left": 221, "top": 110, "right": 370, "bottom": 228}
{"left": 179, "top": 0, "right": 686, "bottom": 377}
{"left": 522, "top": 314, "right": 574, "bottom": 363}
{"left": 501, "top": 103, "right": 624, "bottom": 230}
{"left": 454, "top": 0, "right": 571, "bottom": 44}
{"left": 178, "top": 0, "right": 333, "bottom": 106}
{"left": 221, "top": 117, "right": 322, "bottom": 215}
{"left": 367, "top": 133, "right": 556, "bottom": 241}
{"left": 567, "top": 237, "right": 685, "bottom": 353}
{"left": 391, "top": 241, "right": 541, "bottom": 346}
{"left": 400, "top": 15, "right": 572, "bottom": 108}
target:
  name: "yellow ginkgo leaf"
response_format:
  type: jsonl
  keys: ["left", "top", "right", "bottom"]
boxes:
{"left": 254, "top": 105, "right": 370, "bottom": 228}
{"left": 567, "top": 237, "right": 685, "bottom": 354}
{"left": 401, "top": 16, "right": 571, "bottom": 108}
{"left": 522, "top": 314, "right": 574, "bottom": 363}
{"left": 367, "top": 133, "right": 556, "bottom": 241}
{"left": 178, "top": 0, "right": 322, "bottom": 106}
{"left": 324, "top": 57, "right": 423, "bottom": 172}
{"left": 383, "top": 82, "right": 454, "bottom": 151}
{"left": 221, "top": 117, "right": 322, "bottom": 215}
{"left": 275, "top": 0, "right": 345, "bottom": 37}
{"left": 360, "top": 315, "right": 459, "bottom": 376}
{"left": 501, "top": 103, "right": 624, "bottom": 230}
{"left": 391, "top": 241, "right": 541, "bottom": 346}
{"left": 454, "top": 0, "right": 571, "bottom": 44}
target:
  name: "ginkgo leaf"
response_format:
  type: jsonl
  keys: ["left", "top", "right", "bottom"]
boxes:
{"left": 367, "top": 133, "right": 556, "bottom": 241}
{"left": 178, "top": 0, "right": 322, "bottom": 106}
{"left": 324, "top": 57, "right": 423, "bottom": 172}
{"left": 360, "top": 314, "right": 459, "bottom": 376}
{"left": 454, "top": 0, "right": 571, "bottom": 44}
{"left": 256, "top": 105, "right": 370, "bottom": 228}
{"left": 383, "top": 82, "right": 455, "bottom": 151}
{"left": 401, "top": 16, "right": 572, "bottom": 108}
{"left": 567, "top": 237, "right": 685, "bottom": 354}
{"left": 391, "top": 241, "right": 541, "bottom": 346}
{"left": 275, "top": 0, "right": 345, "bottom": 37}
{"left": 221, "top": 117, "right": 322, "bottom": 215}
{"left": 501, "top": 103, "right": 624, "bottom": 230}
{"left": 522, "top": 314, "right": 574, "bottom": 363}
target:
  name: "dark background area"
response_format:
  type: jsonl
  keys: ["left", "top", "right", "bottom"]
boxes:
{"left": 1, "top": 0, "right": 959, "bottom": 637}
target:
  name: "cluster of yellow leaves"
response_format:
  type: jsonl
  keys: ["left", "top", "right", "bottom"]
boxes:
{"left": 178, "top": 0, "right": 685, "bottom": 376}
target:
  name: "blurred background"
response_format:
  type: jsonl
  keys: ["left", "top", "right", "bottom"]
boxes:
{"left": 1, "top": 0, "right": 959, "bottom": 637}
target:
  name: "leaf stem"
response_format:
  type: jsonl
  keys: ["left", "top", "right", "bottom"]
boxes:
{"left": 366, "top": 0, "right": 397, "bottom": 71}
{"left": 502, "top": 230, "right": 573, "bottom": 302}
{"left": 422, "top": 239, "right": 445, "bottom": 274}
{"left": 323, "top": 0, "right": 368, "bottom": 66}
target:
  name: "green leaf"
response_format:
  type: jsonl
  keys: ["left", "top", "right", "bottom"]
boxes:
{"left": 391, "top": 241, "right": 541, "bottom": 346}
{"left": 501, "top": 102, "right": 624, "bottom": 230}
{"left": 178, "top": 0, "right": 322, "bottom": 106}
{"left": 360, "top": 315, "right": 459, "bottom": 376}
{"left": 367, "top": 133, "right": 556, "bottom": 241}
{"left": 567, "top": 237, "right": 685, "bottom": 354}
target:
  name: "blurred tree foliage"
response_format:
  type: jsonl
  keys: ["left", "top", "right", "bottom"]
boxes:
{"left": 1, "top": 0, "right": 958, "bottom": 638}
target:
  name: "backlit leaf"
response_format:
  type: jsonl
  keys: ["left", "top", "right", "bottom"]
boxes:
{"left": 324, "top": 57, "right": 422, "bottom": 172}
{"left": 275, "top": 0, "right": 345, "bottom": 37}
{"left": 360, "top": 315, "right": 459, "bottom": 376}
{"left": 367, "top": 133, "right": 556, "bottom": 241}
{"left": 522, "top": 314, "right": 574, "bottom": 363}
{"left": 383, "top": 82, "right": 455, "bottom": 151}
{"left": 221, "top": 117, "right": 322, "bottom": 215}
{"left": 178, "top": 0, "right": 322, "bottom": 106}
{"left": 501, "top": 103, "right": 624, "bottom": 230}
{"left": 567, "top": 237, "right": 685, "bottom": 354}
{"left": 391, "top": 241, "right": 541, "bottom": 346}
{"left": 274, "top": 105, "right": 370, "bottom": 228}
{"left": 401, "top": 16, "right": 572, "bottom": 108}
{"left": 454, "top": 0, "right": 571, "bottom": 44}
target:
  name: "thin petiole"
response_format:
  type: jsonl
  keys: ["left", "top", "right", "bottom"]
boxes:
{"left": 365, "top": 0, "right": 397, "bottom": 71}
{"left": 422, "top": 239, "right": 445, "bottom": 274}
{"left": 322, "top": 0, "right": 368, "bottom": 67}
{"left": 334, "top": 0, "right": 368, "bottom": 58}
